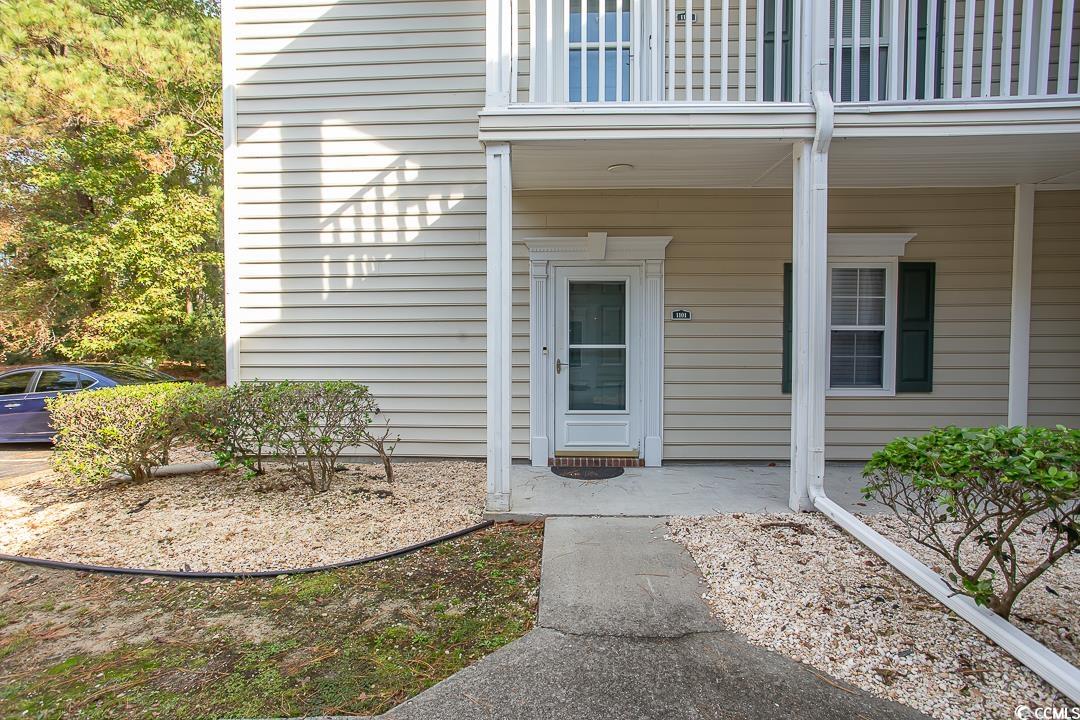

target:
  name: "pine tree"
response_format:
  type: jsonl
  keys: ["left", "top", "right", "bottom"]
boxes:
{"left": 0, "top": 0, "right": 224, "bottom": 375}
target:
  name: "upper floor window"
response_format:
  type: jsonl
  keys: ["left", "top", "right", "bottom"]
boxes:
{"left": 568, "top": 0, "right": 633, "bottom": 101}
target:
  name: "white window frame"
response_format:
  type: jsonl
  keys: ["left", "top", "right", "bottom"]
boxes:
{"left": 825, "top": 258, "right": 899, "bottom": 397}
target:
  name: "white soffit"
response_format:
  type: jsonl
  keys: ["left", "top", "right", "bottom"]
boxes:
{"left": 524, "top": 233, "right": 673, "bottom": 261}
{"left": 508, "top": 134, "right": 1080, "bottom": 189}
{"left": 828, "top": 233, "right": 916, "bottom": 257}
{"left": 512, "top": 139, "right": 795, "bottom": 189}
{"left": 829, "top": 134, "right": 1080, "bottom": 187}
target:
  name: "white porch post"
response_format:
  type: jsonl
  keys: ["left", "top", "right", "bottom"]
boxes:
{"left": 789, "top": 141, "right": 829, "bottom": 512}
{"left": 486, "top": 142, "right": 513, "bottom": 512}
{"left": 1008, "top": 184, "right": 1035, "bottom": 427}
{"left": 221, "top": 0, "right": 240, "bottom": 385}
{"left": 789, "top": 0, "right": 831, "bottom": 511}
{"left": 485, "top": 0, "right": 515, "bottom": 510}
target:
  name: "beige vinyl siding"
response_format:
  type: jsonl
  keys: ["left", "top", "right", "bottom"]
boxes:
{"left": 826, "top": 188, "right": 1013, "bottom": 458}
{"left": 1029, "top": 189, "right": 1080, "bottom": 429}
{"left": 515, "top": 187, "right": 1025, "bottom": 461}
{"left": 231, "top": 0, "right": 519, "bottom": 459}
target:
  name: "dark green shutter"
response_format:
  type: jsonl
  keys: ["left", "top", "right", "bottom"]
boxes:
{"left": 896, "top": 262, "right": 936, "bottom": 392}
{"left": 782, "top": 263, "right": 792, "bottom": 393}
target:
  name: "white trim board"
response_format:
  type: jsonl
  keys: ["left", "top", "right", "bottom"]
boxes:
{"left": 523, "top": 234, "right": 673, "bottom": 261}
{"left": 525, "top": 233, "right": 671, "bottom": 467}
{"left": 828, "top": 232, "right": 915, "bottom": 257}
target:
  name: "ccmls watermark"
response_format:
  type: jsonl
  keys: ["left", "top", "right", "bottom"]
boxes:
{"left": 1014, "top": 706, "right": 1080, "bottom": 719}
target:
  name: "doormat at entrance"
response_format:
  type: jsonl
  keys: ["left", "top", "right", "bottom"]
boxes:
{"left": 550, "top": 466, "right": 624, "bottom": 480}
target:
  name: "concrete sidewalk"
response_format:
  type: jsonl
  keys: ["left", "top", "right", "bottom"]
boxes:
{"left": 333, "top": 518, "right": 927, "bottom": 720}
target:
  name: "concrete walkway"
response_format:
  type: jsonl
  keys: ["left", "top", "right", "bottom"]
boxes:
{"left": 341, "top": 518, "right": 927, "bottom": 720}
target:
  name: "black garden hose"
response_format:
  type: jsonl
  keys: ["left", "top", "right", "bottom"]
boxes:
{"left": 0, "top": 520, "right": 495, "bottom": 580}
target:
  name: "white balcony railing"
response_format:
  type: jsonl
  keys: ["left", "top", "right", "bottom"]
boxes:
{"left": 516, "top": 0, "right": 1079, "bottom": 103}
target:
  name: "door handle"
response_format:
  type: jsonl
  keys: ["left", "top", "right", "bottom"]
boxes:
{"left": 3, "top": 403, "right": 20, "bottom": 408}
{"left": 555, "top": 359, "right": 564, "bottom": 374}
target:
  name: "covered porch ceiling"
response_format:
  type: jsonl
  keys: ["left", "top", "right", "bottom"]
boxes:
{"left": 509, "top": 133, "right": 1080, "bottom": 190}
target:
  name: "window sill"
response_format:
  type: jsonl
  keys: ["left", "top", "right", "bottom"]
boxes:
{"left": 826, "top": 388, "right": 897, "bottom": 398}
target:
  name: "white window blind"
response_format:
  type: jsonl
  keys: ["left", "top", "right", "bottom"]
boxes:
{"left": 829, "top": 267, "right": 887, "bottom": 388}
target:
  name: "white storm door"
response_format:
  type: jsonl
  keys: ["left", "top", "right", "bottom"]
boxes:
{"left": 553, "top": 265, "right": 642, "bottom": 455}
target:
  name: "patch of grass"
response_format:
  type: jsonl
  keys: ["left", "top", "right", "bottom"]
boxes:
{"left": 270, "top": 572, "right": 340, "bottom": 602}
{"left": 0, "top": 523, "right": 543, "bottom": 719}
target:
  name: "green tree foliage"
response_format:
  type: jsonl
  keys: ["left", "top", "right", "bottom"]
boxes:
{"left": 0, "top": 0, "right": 224, "bottom": 375}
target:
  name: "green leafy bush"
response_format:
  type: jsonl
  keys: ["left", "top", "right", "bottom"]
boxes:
{"left": 863, "top": 425, "right": 1080, "bottom": 618}
{"left": 52, "top": 379, "right": 398, "bottom": 493}
{"left": 194, "top": 380, "right": 389, "bottom": 492}
{"left": 49, "top": 382, "right": 214, "bottom": 485}
{"left": 267, "top": 381, "right": 379, "bottom": 492}
{"left": 190, "top": 382, "right": 276, "bottom": 477}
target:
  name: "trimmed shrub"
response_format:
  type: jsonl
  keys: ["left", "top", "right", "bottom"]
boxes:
{"left": 49, "top": 382, "right": 214, "bottom": 485}
{"left": 265, "top": 381, "right": 379, "bottom": 492}
{"left": 863, "top": 425, "right": 1080, "bottom": 619}
{"left": 190, "top": 382, "right": 276, "bottom": 477}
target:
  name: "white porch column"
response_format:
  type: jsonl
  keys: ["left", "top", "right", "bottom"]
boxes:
{"left": 486, "top": 142, "right": 513, "bottom": 512}
{"left": 789, "top": 139, "right": 829, "bottom": 512}
{"left": 221, "top": 0, "right": 240, "bottom": 385}
{"left": 1008, "top": 184, "right": 1035, "bottom": 427}
{"left": 789, "top": 0, "right": 832, "bottom": 511}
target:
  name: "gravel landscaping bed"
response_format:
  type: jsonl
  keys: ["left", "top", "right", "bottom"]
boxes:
{"left": 0, "top": 459, "right": 485, "bottom": 572}
{"left": 668, "top": 513, "right": 1079, "bottom": 720}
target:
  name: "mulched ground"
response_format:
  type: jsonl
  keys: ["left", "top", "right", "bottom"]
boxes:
{"left": 669, "top": 514, "right": 1078, "bottom": 720}
{"left": 0, "top": 460, "right": 486, "bottom": 572}
{"left": 0, "top": 523, "right": 543, "bottom": 719}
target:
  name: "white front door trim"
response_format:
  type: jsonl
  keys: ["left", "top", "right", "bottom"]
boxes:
{"left": 525, "top": 233, "right": 671, "bottom": 467}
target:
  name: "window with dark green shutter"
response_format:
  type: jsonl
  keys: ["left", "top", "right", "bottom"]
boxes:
{"left": 781, "top": 261, "right": 934, "bottom": 394}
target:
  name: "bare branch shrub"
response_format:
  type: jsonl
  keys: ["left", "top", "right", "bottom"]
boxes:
{"left": 360, "top": 415, "right": 399, "bottom": 482}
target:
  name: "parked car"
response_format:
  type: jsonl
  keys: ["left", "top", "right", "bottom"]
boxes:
{"left": 0, "top": 364, "right": 177, "bottom": 443}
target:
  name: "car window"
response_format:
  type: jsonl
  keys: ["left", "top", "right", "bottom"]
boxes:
{"left": 34, "top": 370, "right": 82, "bottom": 393}
{"left": 95, "top": 366, "right": 174, "bottom": 385}
{"left": 0, "top": 371, "right": 35, "bottom": 397}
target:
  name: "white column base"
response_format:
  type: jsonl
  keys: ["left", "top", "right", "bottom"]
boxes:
{"left": 530, "top": 439, "right": 548, "bottom": 467}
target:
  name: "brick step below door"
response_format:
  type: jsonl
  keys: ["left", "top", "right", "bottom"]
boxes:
{"left": 548, "top": 456, "right": 645, "bottom": 468}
